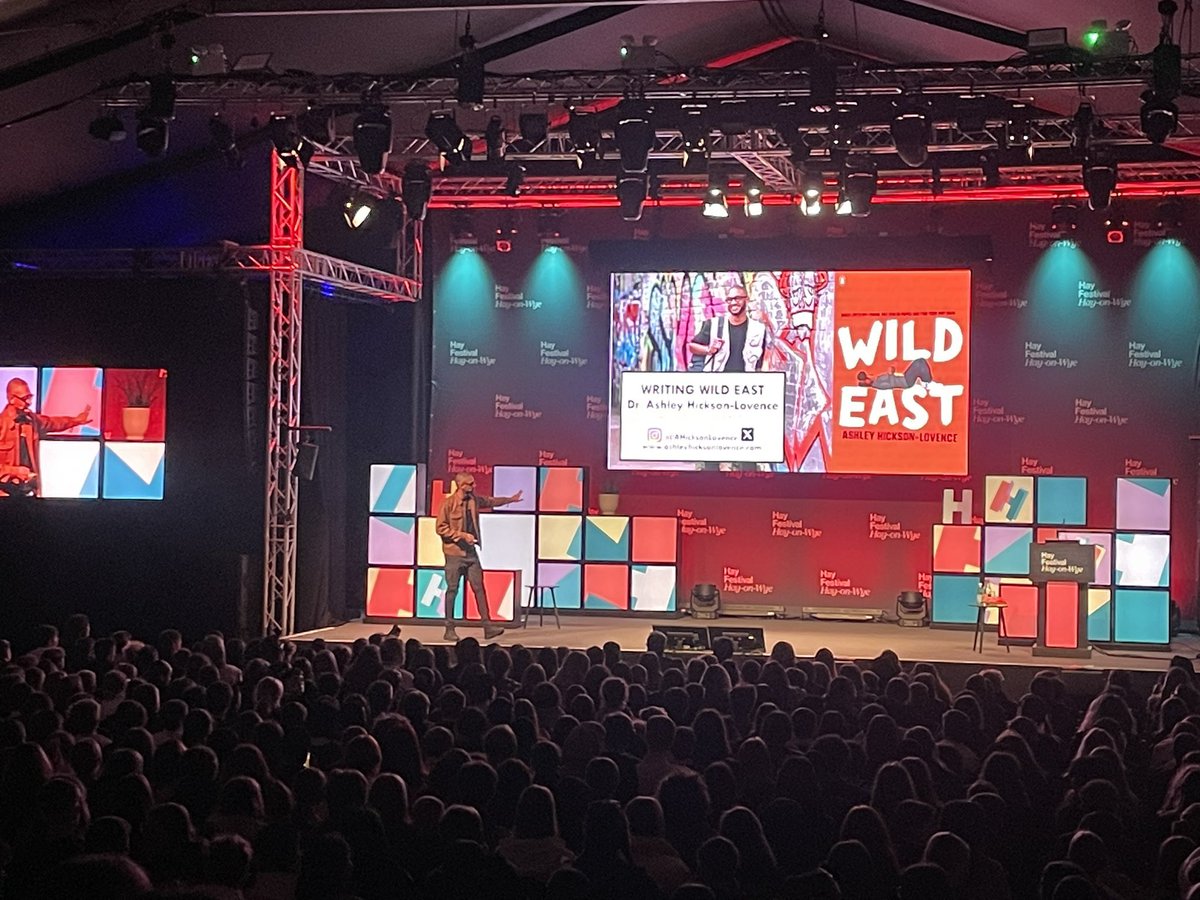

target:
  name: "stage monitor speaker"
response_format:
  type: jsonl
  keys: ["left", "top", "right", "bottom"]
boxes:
{"left": 294, "top": 442, "right": 319, "bottom": 481}
{"left": 658, "top": 625, "right": 710, "bottom": 652}
{"left": 896, "top": 590, "right": 928, "bottom": 628}
{"left": 707, "top": 626, "right": 766, "bottom": 654}
{"left": 689, "top": 583, "right": 721, "bottom": 619}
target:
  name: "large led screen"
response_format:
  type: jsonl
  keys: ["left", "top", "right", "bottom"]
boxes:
{"left": 608, "top": 269, "right": 971, "bottom": 474}
{"left": 1, "top": 366, "right": 166, "bottom": 499}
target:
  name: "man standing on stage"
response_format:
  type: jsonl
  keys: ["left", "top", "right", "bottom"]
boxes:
{"left": 0, "top": 377, "right": 92, "bottom": 497}
{"left": 435, "top": 472, "right": 523, "bottom": 642}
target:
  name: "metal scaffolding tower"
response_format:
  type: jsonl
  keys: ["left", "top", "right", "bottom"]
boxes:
{"left": 263, "top": 156, "right": 304, "bottom": 636}
{"left": 0, "top": 157, "right": 421, "bottom": 638}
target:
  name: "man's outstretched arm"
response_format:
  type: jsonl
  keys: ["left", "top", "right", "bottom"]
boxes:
{"left": 37, "top": 405, "right": 92, "bottom": 434}
{"left": 477, "top": 489, "right": 524, "bottom": 511}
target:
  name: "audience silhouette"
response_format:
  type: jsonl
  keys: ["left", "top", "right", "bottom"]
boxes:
{"left": 0, "top": 616, "right": 1193, "bottom": 899}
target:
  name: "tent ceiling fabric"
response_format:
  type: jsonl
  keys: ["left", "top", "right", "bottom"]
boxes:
{"left": 0, "top": 0, "right": 1192, "bottom": 208}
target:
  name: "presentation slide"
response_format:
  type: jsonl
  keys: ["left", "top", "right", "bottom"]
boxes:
{"left": 608, "top": 269, "right": 971, "bottom": 474}
{"left": 1, "top": 366, "right": 167, "bottom": 500}
{"left": 619, "top": 371, "right": 785, "bottom": 463}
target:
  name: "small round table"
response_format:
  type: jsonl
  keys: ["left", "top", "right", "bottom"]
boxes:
{"left": 972, "top": 601, "right": 1010, "bottom": 654}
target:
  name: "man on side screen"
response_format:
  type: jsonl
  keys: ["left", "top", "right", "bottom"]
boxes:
{"left": 435, "top": 472, "right": 523, "bottom": 642}
{"left": 0, "top": 378, "right": 92, "bottom": 497}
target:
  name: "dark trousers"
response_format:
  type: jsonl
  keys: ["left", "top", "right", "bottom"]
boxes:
{"left": 903, "top": 357, "right": 933, "bottom": 386}
{"left": 443, "top": 554, "right": 492, "bottom": 626}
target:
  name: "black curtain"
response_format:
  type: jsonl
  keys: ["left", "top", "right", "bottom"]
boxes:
{"left": 295, "top": 295, "right": 348, "bottom": 631}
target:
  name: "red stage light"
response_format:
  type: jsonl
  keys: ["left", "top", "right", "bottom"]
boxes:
{"left": 495, "top": 238, "right": 513, "bottom": 253}
{"left": 1106, "top": 229, "right": 1126, "bottom": 244}
{"left": 430, "top": 180, "right": 1200, "bottom": 210}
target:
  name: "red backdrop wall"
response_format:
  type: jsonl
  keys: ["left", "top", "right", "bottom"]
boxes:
{"left": 427, "top": 201, "right": 1200, "bottom": 616}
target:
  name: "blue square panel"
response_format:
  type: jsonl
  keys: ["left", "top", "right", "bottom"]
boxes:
{"left": 415, "top": 569, "right": 449, "bottom": 619}
{"left": 1036, "top": 476, "right": 1087, "bottom": 526}
{"left": 535, "top": 563, "right": 582, "bottom": 609}
{"left": 102, "top": 442, "right": 165, "bottom": 500}
{"left": 931, "top": 574, "right": 980, "bottom": 625}
{"left": 983, "top": 526, "right": 1033, "bottom": 575}
{"left": 585, "top": 516, "right": 631, "bottom": 561}
{"left": 1113, "top": 588, "right": 1170, "bottom": 644}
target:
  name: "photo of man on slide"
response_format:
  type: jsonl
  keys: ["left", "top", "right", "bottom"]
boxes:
{"left": 684, "top": 281, "right": 774, "bottom": 471}
{"left": 687, "top": 282, "right": 770, "bottom": 373}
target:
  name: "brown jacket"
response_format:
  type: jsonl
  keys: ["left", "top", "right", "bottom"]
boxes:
{"left": 0, "top": 404, "right": 81, "bottom": 481}
{"left": 435, "top": 489, "right": 514, "bottom": 557}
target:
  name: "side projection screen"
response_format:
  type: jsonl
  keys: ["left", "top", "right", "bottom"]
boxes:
{"left": 608, "top": 270, "right": 971, "bottom": 474}
{"left": 0, "top": 366, "right": 167, "bottom": 500}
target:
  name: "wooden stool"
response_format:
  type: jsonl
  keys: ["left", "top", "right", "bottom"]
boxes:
{"left": 972, "top": 601, "right": 1010, "bottom": 653}
{"left": 522, "top": 584, "right": 561, "bottom": 629}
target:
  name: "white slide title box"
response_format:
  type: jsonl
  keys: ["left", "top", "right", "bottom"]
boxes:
{"left": 620, "top": 372, "right": 785, "bottom": 463}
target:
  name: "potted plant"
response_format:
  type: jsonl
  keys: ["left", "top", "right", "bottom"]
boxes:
{"left": 120, "top": 370, "right": 161, "bottom": 441}
{"left": 597, "top": 476, "right": 621, "bottom": 515}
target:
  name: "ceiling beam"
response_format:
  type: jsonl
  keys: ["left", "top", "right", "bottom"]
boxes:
{"left": 410, "top": 3, "right": 640, "bottom": 76}
{"left": 0, "top": 6, "right": 201, "bottom": 94}
{"left": 849, "top": 0, "right": 1026, "bottom": 49}
{"left": 210, "top": 0, "right": 739, "bottom": 15}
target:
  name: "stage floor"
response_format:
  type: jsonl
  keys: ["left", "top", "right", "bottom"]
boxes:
{"left": 287, "top": 614, "right": 1200, "bottom": 680}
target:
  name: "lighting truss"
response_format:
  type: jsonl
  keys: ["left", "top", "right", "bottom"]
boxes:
{"left": 99, "top": 56, "right": 1200, "bottom": 202}
{"left": 477, "top": 116, "right": 1200, "bottom": 159}
{"left": 0, "top": 244, "right": 418, "bottom": 302}
{"left": 283, "top": 115, "right": 1200, "bottom": 200}
{"left": 105, "top": 55, "right": 1200, "bottom": 107}
{"left": 422, "top": 160, "right": 1200, "bottom": 206}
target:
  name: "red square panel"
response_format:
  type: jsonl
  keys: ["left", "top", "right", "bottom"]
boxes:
{"left": 1045, "top": 581, "right": 1081, "bottom": 649}
{"left": 366, "top": 567, "right": 415, "bottom": 618}
{"left": 932, "top": 524, "right": 981, "bottom": 573}
{"left": 456, "top": 569, "right": 519, "bottom": 622}
{"left": 538, "top": 466, "right": 585, "bottom": 512}
{"left": 998, "top": 583, "right": 1037, "bottom": 639}
{"left": 632, "top": 516, "right": 678, "bottom": 563}
{"left": 584, "top": 564, "right": 630, "bottom": 610}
